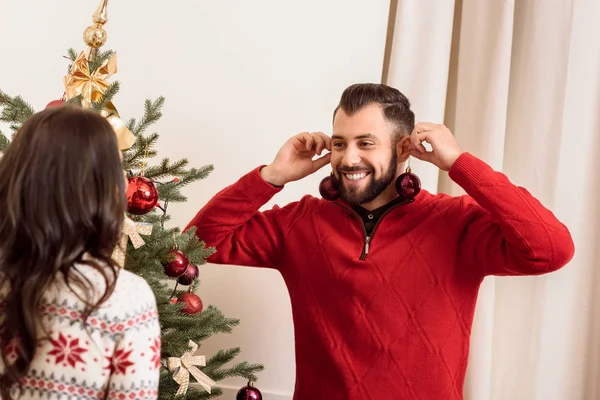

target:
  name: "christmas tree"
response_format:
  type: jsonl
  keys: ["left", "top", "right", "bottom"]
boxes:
{"left": 0, "top": 2, "right": 264, "bottom": 399}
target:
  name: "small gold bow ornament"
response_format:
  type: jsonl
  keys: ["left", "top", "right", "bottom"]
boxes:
{"left": 63, "top": 51, "right": 136, "bottom": 150}
{"left": 64, "top": 50, "right": 116, "bottom": 109}
{"left": 112, "top": 214, "right": 152, "bottom": 267}
{"left": 168, "top": 340, "right": 216, "bottom": 396}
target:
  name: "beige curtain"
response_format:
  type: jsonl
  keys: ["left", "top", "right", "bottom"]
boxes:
{"left": 385, "top": 0, "right": 600, "bottom": 399}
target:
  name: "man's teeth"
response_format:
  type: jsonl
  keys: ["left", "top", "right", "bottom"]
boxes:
{"left": 345, "top": 172, "right": 368, "bottom": 181}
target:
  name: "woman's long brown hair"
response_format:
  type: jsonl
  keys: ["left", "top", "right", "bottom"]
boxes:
{"left": 0, "top": 106, "right": 126, "bottom": 398}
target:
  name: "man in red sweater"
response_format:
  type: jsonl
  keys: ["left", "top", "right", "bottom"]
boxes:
{"left": 186, "top": 83, "right": 574, "bottom": 399}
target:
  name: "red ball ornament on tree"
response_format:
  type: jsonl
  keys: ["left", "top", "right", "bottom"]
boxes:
{"left": 45, "top": 99, "right": 65, "bottom": 108}
{"left": 236, "top": 381, "right": 262, "bottom": 400}
{"left": 177, "top": 264, "right": 199, "bottom": 285}
{"left": 126, "top": 176, "right": 159, "bottom": 215}
{"left": 162, "top": 249, "right": 189, "bottom": 278}
{"left": 177, "top": 292, "right": 203, "bottom": 315}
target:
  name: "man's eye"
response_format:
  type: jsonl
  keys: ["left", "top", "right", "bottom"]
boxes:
{"left": 333, "top": 142, "right": 345, "bottom": 148}
{"left": 360, "top": 142, "right": 374, "bottom": 147}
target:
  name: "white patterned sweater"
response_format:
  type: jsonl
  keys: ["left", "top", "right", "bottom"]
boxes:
{"left": 0, "top": 264, "right": 161, "bottom": 400}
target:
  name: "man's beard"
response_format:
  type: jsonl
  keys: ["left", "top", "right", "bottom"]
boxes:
{"left": 337, "top": 152, "right": 398, "bottom": 206}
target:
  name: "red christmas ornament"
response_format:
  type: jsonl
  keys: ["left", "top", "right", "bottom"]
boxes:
{"left": 45, "top": 99, "right": 65, "bottom": 108}
{"left": 395, "top": 169, "right": 421, "bottom": 199}
{"left": 177, "top": 292, "right": 203, "bottom": 315}
{"left": 177, "top": 264, "right": 199, "bottom": 285}
{"left": 236, "top": 381, "right": 262, "bottom": 400}
{"left": 162, "top": 249, "right": 189, "bottom": 278}
{"left": 126, "top": 176, "right": 159, "bottom": 215}
{"left": 318, "top": 173, "right": 340, "bottom": 201}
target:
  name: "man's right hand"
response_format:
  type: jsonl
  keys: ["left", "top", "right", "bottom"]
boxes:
{"left": 260, "top": 131, "right": 332, "bottom": 187}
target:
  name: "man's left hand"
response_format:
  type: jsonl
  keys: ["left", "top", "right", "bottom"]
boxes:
{"left": 409, "top": 122, "right": 463, "bottom": 171}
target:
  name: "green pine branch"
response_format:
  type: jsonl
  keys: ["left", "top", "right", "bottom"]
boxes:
{"left": 66, "top": 47, "right": 114, "bottom": 75}
{"left": 129, "top": 97, "right": 165, "bottom": 137}
{"left": 0, "top": 130, "right": 8, "bottom": 152}
{"left": 88, "top": 49, "right": 115, "bottom": 74}
{"left": 0, "top": 89, "right": 35, "bottom": 133}
{"left": 92, "top": 81, "right": 120, "bottom": 110}
{"left": 67, "top": 48, "right": 79, "bottom": 63}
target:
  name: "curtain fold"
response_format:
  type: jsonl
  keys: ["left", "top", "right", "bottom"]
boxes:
{"left": 385, "top": 0, "right": 600, "bottom": 398}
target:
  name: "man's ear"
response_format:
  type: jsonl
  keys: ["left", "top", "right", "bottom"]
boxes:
{"left": 396, "top": 135, "right": 411, "bottom": 162}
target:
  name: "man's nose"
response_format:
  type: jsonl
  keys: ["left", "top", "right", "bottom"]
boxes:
{"left": 341, "top": 147, "right": 361, "bottom": 167}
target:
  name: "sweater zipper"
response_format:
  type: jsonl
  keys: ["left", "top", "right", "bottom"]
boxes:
{"left": 359, "top": 207, "right": 397, "bottom": 260}
{"left": 334, "top": 200, "right": 410, "bottom": 260}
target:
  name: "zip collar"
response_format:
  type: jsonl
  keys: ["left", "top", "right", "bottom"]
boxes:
{"left": 332, "top": 197, "right": 413, "bottom": 260}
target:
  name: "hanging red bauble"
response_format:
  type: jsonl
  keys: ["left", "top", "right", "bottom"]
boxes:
{"left": 45, "top": 99, "right": 65, "bottom": 108}
{"left": 162, "top": 249, "right": 189, "bottom": 278}
{"left": 177, "top": 292, "right": 203, "bottom": 315}
{"left": 126, "top": 176, "right": 159, "bottom": 215}
{"left": 177, "top": 264, "right": 199, "bottom": 285}
{"left": 395, "top": 170, "right": 421, "bottom": 199}
{"left": 236, "top": 381, "right": 262, "bottom": 400}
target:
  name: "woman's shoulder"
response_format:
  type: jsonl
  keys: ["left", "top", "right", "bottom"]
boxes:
{"left": 111, "top": 269, "right": 157, "bottom": 309}
{"left": 95, "top": 268, "right": 158, "bottom": 319}
{"left": 66, "top": 265, "right": 159, "bottom": 339}
{"left": 50, "top": 262, "right": 158, "bottom": 320}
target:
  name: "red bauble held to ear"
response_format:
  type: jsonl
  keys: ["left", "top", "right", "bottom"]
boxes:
{"left": 318, "top": 173, "right": 340, "bottom": 201}
{"left": 395, "top": 165, "right": 421, "bottom": 199}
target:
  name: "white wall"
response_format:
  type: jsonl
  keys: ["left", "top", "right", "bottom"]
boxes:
{"left": 0, "top": 1, "right": 391, "bottom": 397}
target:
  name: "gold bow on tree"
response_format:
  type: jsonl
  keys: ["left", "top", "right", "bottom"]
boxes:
{"left": 63, "top": 51, "right": 136, "bottom": 150}
{"left": 112, "top": 215, "right": 152, "bottom": 267}
{"left": 64, "top": 51, "right": 116, "bottom": 108}
{"left": 168, "top": 340, "right": 216, "bottom": 396}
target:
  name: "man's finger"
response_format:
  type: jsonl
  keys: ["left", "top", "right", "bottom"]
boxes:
{"left": 304, "top": 134, "right": 315, "bottom": 152}
{"left": 414, "top": 122, "right": 438, "bottom": 132}
{"left": 312, "top": 152, "right": 331, "bottom": 172}
{"left": 314, "top": 131, "right": 332, "bottom": 152}
{"left": 410, "top": 130, "right": 427, "bottom": 153}
{"left": 409, "top": 149, "right": 434, "bottom": 163}
{"left": 311, "top": 132, "right": 326, "bottom": 155}
{"left": 294, "top": 132, "right": 310, "bottom": 141}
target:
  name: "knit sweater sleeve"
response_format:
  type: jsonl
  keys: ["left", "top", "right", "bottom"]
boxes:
{"left": 448, "top": 152, "right": 575, "bottom": 277}
{"left": 106, "top": 278, "right": 161, "bottom": 400}
{"left": 185, "top": 166, "right": 297, "bottom": 269}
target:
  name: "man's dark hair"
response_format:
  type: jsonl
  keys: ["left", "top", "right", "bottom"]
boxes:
{"left": 333, "top": 83, "right": 415, "bottom": 142}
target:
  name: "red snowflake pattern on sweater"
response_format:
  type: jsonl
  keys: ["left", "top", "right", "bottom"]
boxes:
{"left": 47, "top": 333, "right": 87, "bottom": 368}
{"left": 149, "top": 337, "right": 161, "bottom": 370}
{"left": 106, "top": 346, "right": 134, "bottom": 375}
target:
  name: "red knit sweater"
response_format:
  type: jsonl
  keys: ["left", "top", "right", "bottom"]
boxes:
{"left": 186, "top": 153, "right": 574, "bottom": 399}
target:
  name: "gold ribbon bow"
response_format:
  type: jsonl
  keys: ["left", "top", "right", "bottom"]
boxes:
{"left": 112, "top": 215, "right": 152, "bottom": 267}
{"left": 63, "top": 51, "right": 136, "bottom": 150}
{"left": 64, "top": 51, "right": 116, "bottom": 108}
{"left": 168, "top": 340, "right": 216, "bottom": 396}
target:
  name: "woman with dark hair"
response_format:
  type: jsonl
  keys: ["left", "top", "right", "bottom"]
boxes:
{"left": 0, "top": 106, "right": 160, "bottom": 399}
